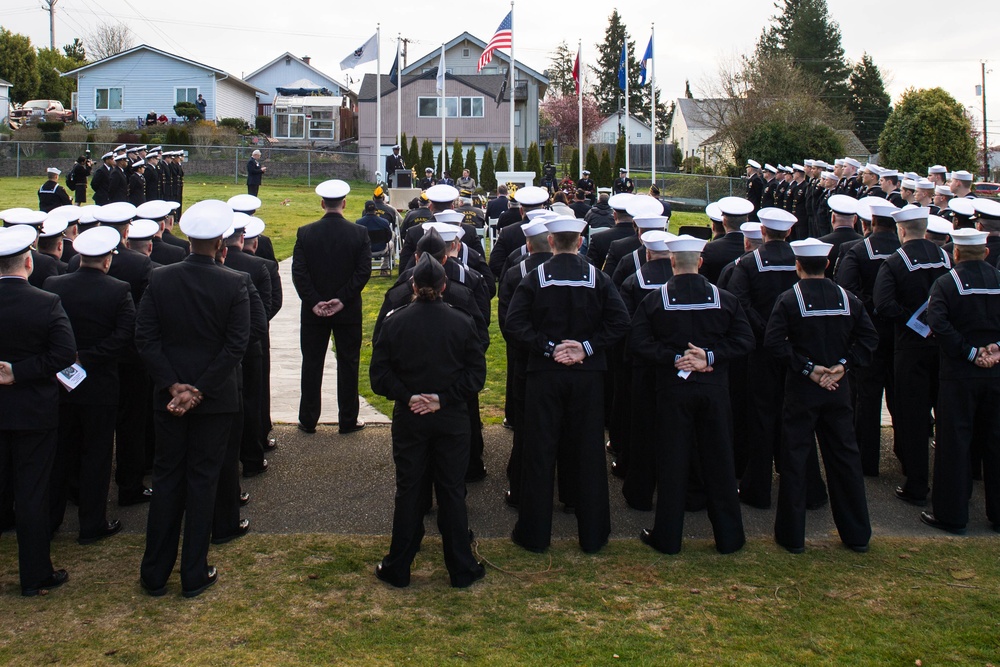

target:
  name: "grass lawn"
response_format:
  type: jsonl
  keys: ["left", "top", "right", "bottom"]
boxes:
{"left": 0, "top": 536, "right": 998, "bottom": 665}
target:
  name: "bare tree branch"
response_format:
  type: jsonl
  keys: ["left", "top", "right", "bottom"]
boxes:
{"left": 85, "top": 22, "right": 135, "bottom": 62}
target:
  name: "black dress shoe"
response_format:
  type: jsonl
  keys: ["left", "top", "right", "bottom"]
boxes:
{"left": 920, "top": 511, "right": 966, "bottom": 535}
{"left": 605, "top": 440, "right": 617, "bottom": 456}
{"left": 374, "top": 563, "right": 409, "bottom": 588}
{"left": 895, "top": 486, "right": 928, "bottom": 507}
{"left": 339, "top": 419, "right": 367, "bottom": 434}
{"left": 776, "top": 539, "right": 805, "bottom": 554}
{"left": 118, "top": 487, "right": 153, "bottom": 506}
{"left": 182, "top": 566, "right": 218, "bottom": 598}
{"left": 240, "top": 492, "right": 251, "bottom": 507}
{"left": 846, "top": 543, "right": 870, "bottom": 553}
{"left": 22, "top": 569, "right": 69, "bottom": 597}
{"left": 610, "top": 461, "right": 626, "bottom": 479}
{"left": 212, "top": 519, "right": 250, "bottom": 545}
{"left": 511, "top": 530, "right": 546, "bottom": 554}
{"left": 78, "top": 519, "right": 123, "bottom": 545}
{"left": 264, "top": 437, "right": 277, "bottom": 452}
{"left": 452, "top": 562, "right": 487, "bottom": 588}
{"left": 242, "top": 459, "right": 269, "bottom": 478}
{"left": 638, "top": 528, "right": 666, "bottom": 554}
{"left": 297, "top": 423, "right": 316, "bottom": 434}
{"left": 501, "top": 418, "right": 513, "bottom": 430}
{"left": 465, "top": 467, "right": 487, "bottom": 483}
{"left": 504, "top": 490, "right": 518, "bottom": 508}
{"left": 140, "top": 576, "right": 167, "bottom": 597}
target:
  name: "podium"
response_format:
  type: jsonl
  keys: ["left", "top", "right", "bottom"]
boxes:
{"left": 394, "top": 169, "right": 412, "bottom": 188}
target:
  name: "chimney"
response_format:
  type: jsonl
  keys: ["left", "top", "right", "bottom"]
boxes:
{"left": 302, "top": 55, "right": 311, "bottom": 65}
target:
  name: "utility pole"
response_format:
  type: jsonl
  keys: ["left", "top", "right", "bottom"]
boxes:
{"left": 982, "top": 61, "right": 989, "bottom": 180}
{"left": 400, "top": 38, "right": 410, "bottom": 69}
{"left": 42, "top": 0, "right": 58, "bottom": 50}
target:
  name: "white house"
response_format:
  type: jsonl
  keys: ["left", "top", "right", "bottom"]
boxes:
{"left": 244, "top": 52, "right": 354, "bottom": 116}
{"left": 668, "top": 97, "right": 729, "bottom": 167}
{"left": 62, "top": 45, "right": 265, "bottom": 124}
{"left": 0, "top": 78, "right": 11, "bottom": 125}
{"left": 591, "top": 113, "right": 652, "bottom": 145}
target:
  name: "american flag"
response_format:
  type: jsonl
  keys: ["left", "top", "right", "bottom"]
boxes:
{"left": 477, "top": 11, "right": 512, "bottom": 72}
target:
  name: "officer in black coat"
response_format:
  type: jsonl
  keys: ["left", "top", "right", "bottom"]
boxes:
{"left": 922, "top": 227, "right": 1000, "bottom": 534}
{"left": 700, "top": 197, "right": 752, "bottom": 285}
{"left": 760, "top": 165, "right": 779, "bottom": 209}
{"left": 631, "top": 234, "right": 755, "bottom": 554}
{"left": 1, "top": 211, "right": 62, "bottom": 289}
{"left": 604, "top": 196, "right": 666, "bottom": 284}
{"left": 90, "top": 152, "right": 115, "bottom": 205}
{"left": 385, "top": 145, "right": 405, "bottom": 187}
{"left": 43, "top": 227, "right": 134, "bottom": 544}
{"left": 819, "top": 195, "right": 863, "bottom": 279}
{"left": 38, "top": 168, "right": 72, "bottom": 213}
{"left": 136, "top": 199, "right": 250, "bottom": 598}
{"left": 490, "top": 187, "right": 550, "bottom": 279}
{"left": 873, "top": 206, "right": 952, "bottom": 506}
{"left": 418, "top": 167, "right": 436, "bottom": 190}
{"left": 292, "top": 180, "right": 371, "bottom": 434}
{"left": 612, "top": 168, "right": 634, "bottom": 194}
{"left": 107, "top": 154, "right": 130, "bottom": 203}
{"left": 68, "top": 156, "right": 92, "bottom": 205}
{"left": 745, "top": 160, "right": 765, "bottom": 220}
{"left": 0, "top": 224, "right": 76, "bottom": 596}
{"left": 143, "top": 154, "right": 160, "bottom": 201}
{"left": 765, "top": 238, "right": 878, "bottom": 554}
{"left": 128, "top": 161, "right": 147, "bottom": 207}
{"left": 161, "top": 205, "right": 191, "bottom": 255}
{"left": 784, "top": 165, "right": 809, "bottom": 241}
{"left": 505, "top": 216, "right": 630, "bottom": 554}
{"left": 246, "top": 150, "right": 265, "bottom": 196}
{"left": 577, "top": 171, "right": 596, "bottom": 204}
{"left": 370, "top": 255, "right": 486, "bottom": 588}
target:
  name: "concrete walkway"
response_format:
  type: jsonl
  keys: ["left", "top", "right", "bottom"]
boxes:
{"left": 268, "top": 258, "right": 389, "bottom": 426}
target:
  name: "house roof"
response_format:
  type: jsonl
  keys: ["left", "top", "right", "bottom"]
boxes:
{"left": 60, "top": 44, "right": 267, "bottom": 95}
{"left": 244, "top": 52, "right": 352, "bottom": 96}
{"left": 402, "top": 31, "right": 549, "bottom": 86}
{"left": 599, "top": 113, "right": 651, "bottom": 132}
{"left": 836, "top": 129, "right": 870, "bottom": 156}
{"left": 357, "top": 71, "right": 510, "bottom": 103}
{"left": 0, "top": 78, "right": 11, "bottom": 88}
{"left": 675, "top": 98, "right": 729, "bottom": 130}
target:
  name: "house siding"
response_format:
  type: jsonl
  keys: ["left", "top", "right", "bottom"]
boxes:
{"left": 215, "top": 77, "right": 256, "bottom": 122}
{"left": 246, "top": 58, "right": 345, "bottom": 106}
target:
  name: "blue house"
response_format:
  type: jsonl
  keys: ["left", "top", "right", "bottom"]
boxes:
{"left": 244, "top": 52, "right": 354, "bottom": 116}
{"left": 62, "top": 44, "right": 265, "bottom": 124}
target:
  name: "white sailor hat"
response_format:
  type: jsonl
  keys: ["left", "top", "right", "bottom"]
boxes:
{"left": 866, "top": 198, "right": 899, "bottom": 218}
{"left": 231, "top": 212, "right": 252, "bottom": 231}
{"left": 792, "top": 163, "right": 805, "bottom": 173}
{"left": 180, "top": 200, "right": 234, "bottom": 239}
{"left": 740, "top": 222, "right": 763, "bottom": 239}
{"left": 420, "top": 221, "right": 461, "bottom": 242}
{"left": 46, "top": 167, "right": 61, "bottom": 175}
{"left": 96, "top": 202, "right": 137, "bottom": 225}
{"left": 925, "top": 215, "right": 953, "bottom": 236}
{"left": 863, "top": 163, "right": 880, "bottom": 174}
{"left": 764, "top": 163, "right": 778, "bottom": 174}
{"left": 891, "top": 205, "right": 928, "bottom": 224}
{"left": 513, "top": 186, "right": 549, "bottom": 206}
{"left": 3, "top": 209, "right": 48, "bottom": 226}
{"left": 844, "top": 158, "right": 862, "bottom": 169}
{"left": 747, "top": 159, "right": 761, "bottom": 169}
{"left": 667, "top": 234, "right": 707, "bottom": 253}
{"left": 935, "top": 186, "right": 953, "bottom": 197}
{"left": 951, "top": 227, "right": 989, "bottom": 245}
{"left": 790, "top": 238, "right": 833, "bottom": 257}
{"left": 716, "top": 196, "right": 754, "bottom": 217}
{"left": 705, "top": 202, "right": 724, "bottom": 223}
{"left": 757, "top": 207, "right": 797, "bottom": 231}
{"left": 101, "top": 151, "right": 114, "bottom": 160}
{"left": 136, "top": 200, "right": 174, "bottom": 221}
{"left": 901, "top": 179, "right": 917, "bottom": 190}
{"left": 880, "top": 169, "right": 899, "bottom": 178}
{"left": 132, "top": 160, "right": 145, "bottom": 169}
{"left": 582, "top": 169, "right": 591, "bottom": 175}
{"left": 903, "top": 171, "right": 921, "bottom": 182}
{"left": 0, "top": 225, "right": 38, "bottom": 257}
{"left": 228, "top": 193, "right": 264, "bottom": 212}
{"left": 314, "top": 180, "right": 350, "bottom": 200}
{"left": 820, "top": 171, "right": 837, "bottom": 181}
{"left": 525, "top": 208, "right": 553, "bottom": 221}
{"left": 78, "top": 205, "right": 102, "bottom": 224}
{"left": 544, "top": 215, "right": 586, "bottom": 234}
{"left": 947, "top": 198, "right": 976, "bottom": 218}
{"left": 915, "top": 179, "right": 935, "bottom": 191}
{"left": 113, "top": 153, "right": 127, "bottom": 161}
{"left": 781, "top": 165, "right": 794, "bottom": 174}
{"left": 634, "top": 215, "right": 668, "bottom": 230}
{"left": 114, "top": 144, "right": 126, "bottom": 153}
{"left": 804, "top": 159, "right": 816, "bottom": 168}
{"left": 424, "top": 166, "right": 434, "bottom": 173}
{"left": 73, "top": 226, "right": 120, "bottom": 256}
{"left": 40, "top": 216, "right": 68, "bottom": 238}
{"left": 834, "top": 158, "right": 846, "bottom": 167}
{"left": 433, "top": 210, "right": 465, "bottom": 224}
{"left": 608, "top": 193, "right": 635, "bottom": 211}
{"left": 928, "top": 165, "right": 948, "bottom": 175}
{"left": 828, "top": 194, "right": 859, "bottom": 216}
{"left": 972, "top": 197, "right": 1000, "bottom": 220}
{"left": 520, "top": 217, "right": 550, "bottom": 237}
{"left": 640, "top": 230, "right": 677, "bottom": 251}
{"left": 128, "top": 218, "right": 159, "bottom": 240}
{"left": 817, "top": 161, "right": 833, "bottom": 170}
{"left": 244, "top": 217, "right": 265, "bottom": 239}
{"left": 627, "top": 195, "right": 667, "bottom": 218}
{"left": 46, "top": 205, "right": 81, "bottom": 225}
{"left": 951, "top": 170, "right": 974, "bottom": 182}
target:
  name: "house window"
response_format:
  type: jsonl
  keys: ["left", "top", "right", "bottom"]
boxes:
{"left": 514, "top": 110, "right": 521, "bottom": 127}
{"left": 417, "top": 97, "right": 439, "bottom": 118}
{"left": 421, "top": 67, "right": 453, "bottom": 75}
{"left": 462, "top": 48, "right": 470, "bottom": 58}
{"left": 417, "top": 96, "right": 484, "bottom": 118}
{"left": 637, "top": 131, "right": 642, "bottom": 138}
{"left": 460, "top": 97, "right": 483, "bottom": 118}
{"left": 175, "top": 87, "right": 199, "bottom": 105}
{"left": 95, "top": 87, "right": 122, "bottom": 110}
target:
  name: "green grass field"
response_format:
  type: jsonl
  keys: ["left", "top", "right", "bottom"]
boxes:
{"left": 0, "top": 175, "right": 710, "bottom": 422}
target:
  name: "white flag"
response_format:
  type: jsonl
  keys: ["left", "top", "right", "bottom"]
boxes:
{"left": 340, "top": 33, "right": 378, "bottom": 71}
{"left": 435, "top": 49, "right": 446, "bottom": 94}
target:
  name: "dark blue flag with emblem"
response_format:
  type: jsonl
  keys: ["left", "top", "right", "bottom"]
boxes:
{"left": 389, "top": 47, "right": 399, "bottom": 87}
{"left": 617, "top": 41, "right": 627, "bottom": 91}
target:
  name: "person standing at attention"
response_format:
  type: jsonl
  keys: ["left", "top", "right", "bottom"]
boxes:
{"left": 247, "top": 150, "right": 266, "bottom": 197}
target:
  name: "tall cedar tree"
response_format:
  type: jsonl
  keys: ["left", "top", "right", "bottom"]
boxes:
{"left": 570, "top": 148, "right": 581, "bottom": 181}
{"left": 420, "top": 139, "right": 435, "bottom": 174}
{"left": 879, "top": 88, "right": 977, "bottom": 174}
{"left": 543, "top": 139, "right": 555, "bottom": 164}
{"left": 439, "top": 148, "right": 450, "bottom": 177}
{"left": 450, "top": 140, "right": 464, "bottom": 179}
{"left": 547, "top": 41, "right": 577, "bottom": 97}
{"left": 514, "top": 147, "right": 525, "bottom": 172}
{"left": 848, "top": 53, "right": 892, "bottom": 152}
{"left": 527, "top": 142, "right": 542, "bottom": 182}
{"left": 464, "top": 146, "right": 479, "bottom": 184}
{"left": 585, "top": 145, "right": 600, "bottom": 178}
{"left": 37, "top": 47, "right": 84, "bottom": 106}
{"left": 614, "top": 132, "right": 627, "bottom": 173}
{"left": 408, "top": 136, "right": 420, "bottom": 172}
{"left": 598, "top": 149, "right": 613, "bottom": 188}
{"left": 480, "top": 147, "right": 496, "bottom": 192}
{"left": 495, "top": 146, "right": 509, "bottom": 173}
{"left": 756, "top": 0, "right": 851, "bottom": 113}
{"left": 0, "top": 29, "right": 40, "bottom": 103}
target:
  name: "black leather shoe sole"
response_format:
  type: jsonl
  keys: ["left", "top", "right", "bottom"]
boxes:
{"left": 182, "top": 567, "right": 218, "bottom": 598}
{"left": 895, "top": 486, "right": 928, "bottom": 507}
{"left": 374, "top": 563, "right": 409, "bottom": 588}
{"left": 78, "top": 520, "right": 123, "bottom": 545}
{"left": 452, "top": 563, "right": 487, "bottom": 588}
{"left": 240, "top": 492, "right": 251, "bottom": 507}
{"left": 22, "top": 570, "right": 69, "bottom": 597}
{"left": 920, "top": 511, "right": 966, "bottom": 535}
{"left": 212, "top": 519, "right": 250, "bottom": 545}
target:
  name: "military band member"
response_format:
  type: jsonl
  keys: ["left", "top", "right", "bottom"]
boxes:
{"left": 765, "top": 238, "right": 878, "bottom": 554}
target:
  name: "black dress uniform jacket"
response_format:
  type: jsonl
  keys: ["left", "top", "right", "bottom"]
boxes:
{"left": 38, "top": 181, "right": 72, "bottom": 213}
{"left": 700, "top": 232, "right": 746, "bottom": 285}
{"left": 761, "top": 177, "right": 778, "bottom": 209}
{"left": 586, "top": 222, "right": 634, "bottom": 270}
{"left": 819, "top": 227, "right": 863, "bottom": 279}
{"left": 107, "top": 167, "right": 128, "bottom": 203}
{"left": 746, "top": 173, "right": 764, "bottom": 218}
{"left": 292, "top": 212, "right": 371, "bottom": 324}
{"left": 610, "top": 247, "right": 647, "bottom": 289}
{"left": 128, "top": 172, "right": 146, "bottom": 206}
{"left": 604, "top": 234, "right": 642, "bottom": 282}
{"left": 399, "top": 223, "right": 487, "bottom": 279}
{"left": 150, "top": 237, "right": 186, "bottom": 265}
{"left": 91, "top": 164, "right": 112, "bottom": 205}
{"left": 28, "top": 250, "right": 61, "bottom": 290}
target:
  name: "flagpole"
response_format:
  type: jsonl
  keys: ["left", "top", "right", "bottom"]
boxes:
{"left": 440, "top": 43, "right": 446, "bottom": 180}
{"left": 376, "top": 24, "right": 382, "bottom": 184}
{"left": 508, "top": 1, "right": 515, "bottom": 174}
{"left": 396, "top": 34, "right": 402, "bottom": 147}
{"left": 577, "top": 40, "right": 583, "bottom": 179}
{"left": 624, "top": 32, "right": 630, "bottom": 176}
{"left": 650, "top": 24, "right": 655, "bottom": 187}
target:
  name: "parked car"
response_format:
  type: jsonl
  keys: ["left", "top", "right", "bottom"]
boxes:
{"left": 10, "top": 99, "right": 74, "bottom": 124}
{"left": 972, "top": 182, "right": 1000, "bottom": 199}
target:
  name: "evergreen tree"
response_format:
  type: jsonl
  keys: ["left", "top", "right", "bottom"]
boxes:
{"left": 589, "top": 11, "right": 661, "bottom": 127}
{"left": 439, "top": 148, "right": 450, "bottom": 177}
{"left": 36, "top": 47, "right": 81, "bottom": 107}
{"left": 736, "top": 120, "right": 844, "bottom": 169}
{"left": 879, "top": 87, "right": 977, "bottom": 174}
{"left": 585, "top": 144, "right": 600, "bottom": 177}
{"left": 480, "top": 147, "right": 496, "bottom": 192}
{"left": 547, "top": 40, "right": 577, "bottom": 97}
{"left": 62, "top": 37, "right": 85, "bottom": 61}
{"left": 495, "top": 146, "right": 509, "bottom": 172}
{"left": 420, "top": 139, "right": 435, "bottom": 174}
{"left": 514, "top": 147, "right": 525, "bottom": 172}
{"left": 543, "top": 139, "right": 555, "bottom": 164}
{"left": 598, "top": 148, "right": 613, "bottom": 188}
{"left": 570, "top": 148, "right": 581, "bottom": 181}
{"left": 409, "top": 136, "right": 420, "bottom": 171}
{"left": 464, "top": 146, "right": 479, "bottom": 184}
{"left": 399, "top": 132, "right": 408, "bottom": 166}
{"left": 614, "top": 131, "right": 627, "bottom": 173}
{"left": 756, "top": 0, "right": 851, "bottom": 112}
{"left": 0, "top": 29, "right": 40, "bottom": 103}
{"left": 848, "top": 53, "right": 892, "bottom": 153}
{"left": 527, "top": 142, "right": 542, "bottom": 182}
{"left": 449, "top": 139, "right": 464, "bottom": 178}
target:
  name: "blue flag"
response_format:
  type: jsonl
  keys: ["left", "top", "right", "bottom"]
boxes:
{"left": 617, "top": 41, "right": 627, "bottom": 91}
{"left": 388, "top": 48, "right": 399, "bottom": 87}
{"left": 638, "top": 36, "right": 653, "bottom": 86}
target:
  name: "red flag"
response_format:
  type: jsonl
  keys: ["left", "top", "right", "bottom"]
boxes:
{"left": 572, "top": 46, "right": 580, "bottom": 95}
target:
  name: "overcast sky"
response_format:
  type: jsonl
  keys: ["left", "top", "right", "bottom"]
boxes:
{"left": 2, "top": 0, "right": 996, "bottom": 142}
